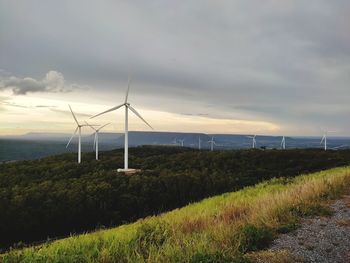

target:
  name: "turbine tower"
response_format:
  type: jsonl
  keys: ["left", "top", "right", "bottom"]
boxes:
{"left": 247, "top": 135, "right": 257, "bottom": 149}
{"left": 66, "top": 105, "right": 89, "bottom": 164}
{"left": 86, "top": 121, "right": 110, "bottom": 160}
{"left": 91, "top": 76, "right": 153, "bottom": 172}
{"left": 281, "top": 136, "right": 286, "bottom": 150}
{"left": 208, "top": 137, "right": 216, "bottom": 151}
{"left": 198, "top": 136, "right": 201, "bottom": 150}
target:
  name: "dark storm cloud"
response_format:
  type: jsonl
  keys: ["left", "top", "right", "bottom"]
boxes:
{"left": 1, "top": 0, "right": 350, "bottom": 134}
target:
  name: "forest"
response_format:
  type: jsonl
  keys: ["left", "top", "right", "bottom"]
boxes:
{"left": 1, "top": 146, "right": 350, "bottom": 250}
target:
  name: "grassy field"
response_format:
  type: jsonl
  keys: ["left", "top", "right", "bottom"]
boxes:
{"left": 2, "top": 166, "right": 350, "bottom": 263}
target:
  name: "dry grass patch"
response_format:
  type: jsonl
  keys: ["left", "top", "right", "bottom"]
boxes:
{"left": 218, "top": 204, "right": 250, "bottom": 224}
{"left": 179, "top": 216, "right": 209, "bottom": 234}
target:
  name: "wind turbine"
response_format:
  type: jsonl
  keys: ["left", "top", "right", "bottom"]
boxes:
{"left": 247, "top": 135, "right": 257, "bottom": 149}
{"left": 281, "top": 136, "right": 286, "bottom": 150}
{"left": 320, "top": 131, "right": 328, "bottom": 151}
{"left": 90, "top": 76, "right": 153, "bottom": 172}
{"left": 66, "top": 105, "right": 89, "bottom": 164}
{"left": 198, "top": 136, "right": 201, "bottom": 150}
{"left": 208, "top": 137, "right": 216, "bottom": 151}
{"left": 85, "top": 121, "right": 110, "bottom": 160}
{"left": 178, "top": 139, "right": 185, "bottom": 147}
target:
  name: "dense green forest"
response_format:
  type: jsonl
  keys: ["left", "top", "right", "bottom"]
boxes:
{"left": 1, "top": 146, "right": 350, "bottom": 251}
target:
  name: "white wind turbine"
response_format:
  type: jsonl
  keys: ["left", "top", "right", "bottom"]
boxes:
{"left": 208, "top": 137, "right": 216, "bottom": 151}
{"left": 247, "top": 135, "right": 257, "bottom": 149}
{"left": 281, "top": 136, "right": 286, "bottom": 150}
{"left": 66, "top": 105, "right": 90, "bottom": 164}
{"left": 91, "top": 77, "right": 153, "bottom": 172}
{"left": 198, "top": 136, "right": 201, "bottom": 150}
{"left": 320, "top": 131, "right": 328, "bottom": 151}
{"left": 178, "top": 139, "right": 185, "bottom": 147}
{"left": 85, "top": 121, "right": 110, "bottom": 160}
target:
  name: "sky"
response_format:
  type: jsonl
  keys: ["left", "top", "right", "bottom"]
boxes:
{"left": 0, "top": 0, "right": 349, "bottom": 136}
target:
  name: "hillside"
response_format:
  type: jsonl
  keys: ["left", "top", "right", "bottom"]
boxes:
{"left": 1, "top": 147, "right": 350, "bottom": 251}
{"left": 2, "top": 166, "right": 350, "bottom": 262}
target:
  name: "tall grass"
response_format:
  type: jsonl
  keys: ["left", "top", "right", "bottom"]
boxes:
{"left": 2, "top": 166, "right": 350, "bottom": 263}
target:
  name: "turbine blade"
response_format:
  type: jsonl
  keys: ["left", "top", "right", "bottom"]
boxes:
{"left": 85, "top": 121, "right": 97, "bottom": 131}
{"left": 68, "top": 104, "right": 79, "bottom": 125}
{"left": 90, "top": 103, "right": 125, "bottom": 119}
{"left": 127, "top": 105, "right": 153, "bottom": 130}
{"left": 125, "top": 75, "right": 131, "bottom": 103}
{"left": 66, "top": 126, "right": 78, "bottom": 148}
{"left": 93, "top": 133, "right": 96, "bottom": 150}
{"left": 97, "top": 122, "right": 110, "bottom": 131}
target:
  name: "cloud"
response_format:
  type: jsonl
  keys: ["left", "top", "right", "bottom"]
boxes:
{"left": 1, "top": 101, "right": 31, "bottom": 108}
{"left": 1, "top": 1, "right": 350, "bottom": 135}
{"left": 35, "top": 105, "right": 57, "bottom": 108}
{"left": 0, "top": 97, "right": 31, "bottom": 108}
{"left": 0, "top": 71, "right": 81, "bottom": 95}
{"left": 50, "top": 108, "right": 91, "bottom": 118}
{"left": 181, "top": 113, "right": 209, "bottom": 117}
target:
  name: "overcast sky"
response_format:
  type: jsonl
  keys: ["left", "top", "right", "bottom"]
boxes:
{"left": 1, "top": 0, "right": 349, "bottom": 136}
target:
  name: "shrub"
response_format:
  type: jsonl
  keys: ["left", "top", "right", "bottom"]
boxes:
{"left": 238, "top": 224, "right": 274, "bottom": 253}
{"left": 190, "top": 252, "right": 249, "bottom": 263}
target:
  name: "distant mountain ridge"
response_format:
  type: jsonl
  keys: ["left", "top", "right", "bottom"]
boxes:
{"left": 1, "top": 131, "right": 350, "bottom": 162}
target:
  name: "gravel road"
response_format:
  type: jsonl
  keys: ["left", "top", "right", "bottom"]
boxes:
{"left": 269, "top": 195, "right": 350, "bottom": 263}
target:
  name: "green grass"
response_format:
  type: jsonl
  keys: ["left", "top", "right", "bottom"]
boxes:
{"left": 2, "top": 166, "right": 350, "bottom": 263}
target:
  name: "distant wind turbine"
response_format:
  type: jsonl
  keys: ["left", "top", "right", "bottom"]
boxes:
{"left": 247, "top": 135, "right": 257, "bottom": 149}
{"left": 198, "top": 136, "right": 201, "bottom": 150}
{"left": 281, "top": 136, "right": 286, "bottom": 150}
{"left": 208, "top": 137, "right": 216, "bottom": 151}
{"left": 320, "top": 131, "right": 328, "bottom": 151}
{"left": 66, "top": 105, "right": 89, "bottom": 164}
{"left": 178, "top": 139, "right": 185, "bottom": 147}
{"left": 85, "top": 121, "right": 110, "bottom": 160}
{"left": 91, "top": 76, "right": 153, "bottom": 172}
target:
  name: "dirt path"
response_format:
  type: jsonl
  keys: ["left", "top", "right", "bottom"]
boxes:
{"left": 269, "top": 195, "right": 350, "bottom": 263}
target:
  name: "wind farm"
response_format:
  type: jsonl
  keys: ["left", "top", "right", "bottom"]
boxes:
{"left": 2, "top": 1, "right": 350, "bottom": 262}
